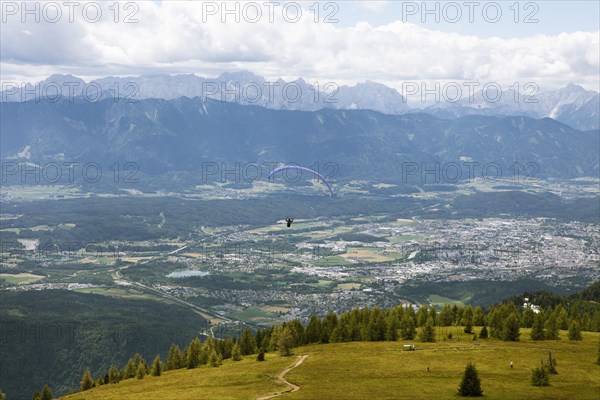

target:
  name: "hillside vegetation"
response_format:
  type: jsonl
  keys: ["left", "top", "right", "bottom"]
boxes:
{"left": 61, "top": 329, "right": 600, "bottom": 400}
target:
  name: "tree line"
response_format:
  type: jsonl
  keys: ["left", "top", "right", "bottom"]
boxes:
{"left": 33, "top": 284, "right": 600, "bottom": 398}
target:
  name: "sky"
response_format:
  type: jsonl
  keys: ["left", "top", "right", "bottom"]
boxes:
{"left": 1, "top": 0, "right": 599, "bottom": 93}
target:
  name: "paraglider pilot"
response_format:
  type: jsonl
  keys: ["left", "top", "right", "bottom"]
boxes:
{"left": 286, "top": 218, "right": 294, "bottom": 227}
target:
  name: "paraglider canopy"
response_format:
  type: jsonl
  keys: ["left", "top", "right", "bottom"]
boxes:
{"left": 268, "top": 165, "right": 334, "bottom": 197}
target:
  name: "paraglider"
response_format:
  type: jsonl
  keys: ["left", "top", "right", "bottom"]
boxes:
{"left": 267, "top": 165, "right": 334, "bottom": 197}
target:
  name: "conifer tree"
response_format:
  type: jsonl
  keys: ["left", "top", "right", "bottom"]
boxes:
{"left": 545, "top": 312, "right": 560, "bottom": 340}
{"left": 545, "top": 351, "right": 558, "bottom": 374}
{"left": 472, "top": 306, "right": 485, "bottom": 326}
{"left": 400, "top": 313, "right": 416, "bottom": 340}
{"left": 108, "top": 365, "right": 121, "bottom": 384}
{"left": 568, "top": 319, "right": 582, "bottom": 340}
{"left": 555, "top": 306, "right": 568, "bottom": 330}
{"left": 0, "top": 388, "right": 5, "bottom": 400}
{"left": 462, "top": 305, "right": 474, "bottom": 334}
{"left": 531, "top": 361, "right": 550, "bottom": 386}
{"left": 522, "top": 305, "right": 535, "bottom": 328}
{"left": 239, "top": 328, "right": 257, "bottom": 355}
{"left": 40, "top": 385, "right": 53, "bottom": 400}
{"left": 186, "top": 337, "right": 202, "bottom": 369}
{"left": 478, "top": 325, "right": 488, "bottom": 339}
{"left": 530, "top": 313, "right": 545, "bottom": 341}
{"left": 458, "top": 363, "right": 483, "bottom": 397}
{"left": 385, "top": 312, "right": 399, "bottom": 341}
{"left": 32, "top": 390, "right": 41, "bottom": 400}
{"left": 305, "top": 315, "right": 322, "bottom": 344}
{"left": 582, "top": 312, "right": 591, "bottom": 331}
{"left": 269, "top": 325, "right": 281, "bottom": 351}
{"left": 257, "top": 348, "right": 265, "bottom": 361}
{"left": 429, "top": 305, "right": 437, "bottom": 325}
{"left": 208, "top": 349, "right": 222, "bottom": 367}
{"left": 419, "top": 316, "right": 436, "bottom": 342}
{"left": 439, "top": 304, "right": 454, "bottom": 326}
{"left": 136, "top": 363, "right": 146, "bottom": 379}
{"left": 165, "top": 344, "right": 183, "bottom": 370}
{"left": 417, "top": 305, "right": 429, "bottom": 327}
{"left": 487, "top": 307, "right": 503, "bottom": 339}
{"left": 151, "top": 355, "right": 162, "bottom": 377}
{"left": 279, "top": 326, "right": 294, "bottom": 356}
{"left": 232, "top": 343, "right": 242, "bottom": 361}
{"left": 80, "top": 369, "right": 94, "bottom": 391}
{"left": 123, "top": 358, "right": 137, "bottom": 379}
{"left": 502, "top": 312, "right": 521, "bottom": 341}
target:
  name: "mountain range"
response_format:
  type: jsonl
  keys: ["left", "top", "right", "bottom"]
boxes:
{"left": 1, "top": 72, "right": 598, "bottom": 130}
{"left": 1, "top": 97, "right": 598, "bottom": 185}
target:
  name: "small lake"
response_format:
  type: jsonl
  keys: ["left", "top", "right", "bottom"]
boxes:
{"left": 166, "top": 270, "right": 209, "bottom": 278}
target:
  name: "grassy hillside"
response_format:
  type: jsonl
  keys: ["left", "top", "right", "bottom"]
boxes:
{"left": 62, "top": 329, "right": 600, "bottom": 400}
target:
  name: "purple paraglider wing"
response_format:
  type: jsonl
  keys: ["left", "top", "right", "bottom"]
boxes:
{"left": 268, "top": 165, "right": 334, "bottom": 197}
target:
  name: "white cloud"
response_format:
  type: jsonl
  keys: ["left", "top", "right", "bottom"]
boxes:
{"left": 1, "top": 1, "right": 598, "bottom": 91}
{"left": 358, "top": 1, "right": 390, "bottom": 13}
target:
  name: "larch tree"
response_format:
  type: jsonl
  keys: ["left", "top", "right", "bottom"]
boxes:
{"left": 239, "top": 328, "right": 257, "bottom": 355}
{"left": 544, "top": 312, "right": 560, "bottom": 340}
{"left": 278, "top": 326, "right": 294, "bottom": 356}
{"left": 419, "top": 316, "right": 436, "bottom": 342}
{"left": 568, "top": 319, "right": 582, "bottom": 341}
{"left": 40, "top": 385, "right": 53, "bottom": 400}
{"left": 502, "top": 313, "right": 521, "bottom": 341}
{"left": 231, "top": 343, "right": 242, "bottom": 361}
{"left": 79, "top": 369, "right": 94, "bottom": 391}
{"left": 530, "top": 313, "right": 545, "bottom": 341}
{"left": 150, "top": 355, "right": 162, "bottom": 377}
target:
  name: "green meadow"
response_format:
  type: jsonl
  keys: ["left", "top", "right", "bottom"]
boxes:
{"left": 62, "top": 329, "right": 600, "bottom": 400}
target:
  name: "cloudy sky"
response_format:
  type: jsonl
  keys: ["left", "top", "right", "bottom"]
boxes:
{"left": 1, "top": 0, "right": 599, "bottom": 92}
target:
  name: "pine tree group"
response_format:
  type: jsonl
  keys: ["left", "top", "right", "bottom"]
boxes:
{"left": 64, "top": 288, "right": 600, "bottom": 396}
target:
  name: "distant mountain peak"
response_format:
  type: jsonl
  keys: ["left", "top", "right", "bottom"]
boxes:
{"left": 1, "top": 72, "right": 598, "bottom": 130}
